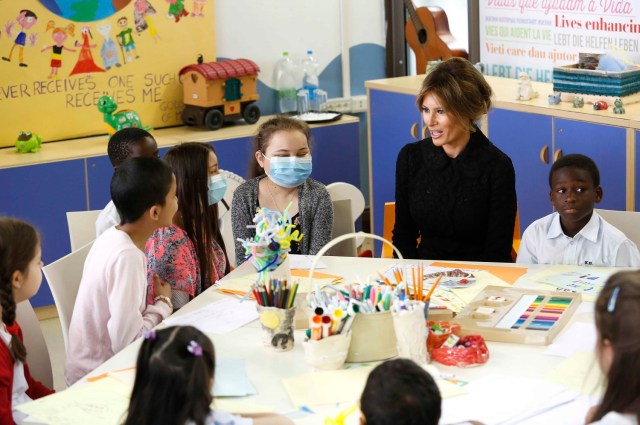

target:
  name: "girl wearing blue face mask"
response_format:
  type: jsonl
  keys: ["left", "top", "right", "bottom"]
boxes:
{"left": 145, "top": 142, "right": 230, "bottom": 310}
{"left": 231, "top": 116, "right": 334, "bottom": 264}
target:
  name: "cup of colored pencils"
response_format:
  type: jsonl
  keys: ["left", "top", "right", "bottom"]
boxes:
{"left": 255, "top": 277, "right": 299, "bottom": 352}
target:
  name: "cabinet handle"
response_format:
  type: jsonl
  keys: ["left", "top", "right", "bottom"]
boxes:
{"left": 553, "top": 148, "right": 563, "bottom": 162}
{"left": 540, "top": 145, "right": 549, "bottom": 164}
{"left": 410, "top": 123, "right": 419, "bottom": 139}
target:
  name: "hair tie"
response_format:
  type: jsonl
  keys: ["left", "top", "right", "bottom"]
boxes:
{"left": 144, "top": 330, "right": 156, "bottom": 340}
{"left": 187, "top": 340, "right": 203, "bottom": 357}
{"left": 607, "top": 286, "right": 621, "bottom": 313}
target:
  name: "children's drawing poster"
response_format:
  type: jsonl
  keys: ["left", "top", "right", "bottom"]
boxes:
{"left": 479, "top": 0, "right": 640, "bottom": 82}
{"left": 0, "top": 0, "right": 215, "bottom": 147}
{"left": 535, "top": 269, "right": 613, "bottom": 295}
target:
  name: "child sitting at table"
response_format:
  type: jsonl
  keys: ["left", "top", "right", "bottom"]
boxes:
{"left": 123, "top": 325, "right": 292, "bottom": 425}
{"left": 586, "top": 271, "right": 640, "bottom": 424}
{"left": 0, "top": 218, "right": 54, "bottom": 423}
{"left": 517, "top": 154, "right": 640, "bottom": 266}
{"left": 360, "top": 358, "right": 441, "bottom": 425}
{"left": 96, "top": 127, "right": 160, "bottom": 237}
{"left": 65, "top": 157, "right": 176, "bottom": 385}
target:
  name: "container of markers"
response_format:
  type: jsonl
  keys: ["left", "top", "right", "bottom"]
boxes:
{"left": 303, "top": 331, "right": 352, "bottom": 371}
{"left": 392, "top": 301, "right": 428, "bottom": 365}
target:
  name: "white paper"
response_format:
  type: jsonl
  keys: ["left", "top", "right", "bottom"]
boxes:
{"left": 544, "top": 322, "right": 597, "bottom": 357}
{"left": 163, "top": 298, "right": 258, "bottom": 334}
{"left": 441, "top": 375, "right": 575, "bottom": 425}
{"left": 289, "top": 255, "right": 327, "bottom": 270}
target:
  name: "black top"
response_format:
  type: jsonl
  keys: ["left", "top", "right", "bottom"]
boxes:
{"left": 392, "top": 128, "right": 517, "bottom": 262}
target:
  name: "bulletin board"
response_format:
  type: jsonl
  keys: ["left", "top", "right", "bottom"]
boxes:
{"left": 0, "top": 0, "right": 215, "bottom": 147}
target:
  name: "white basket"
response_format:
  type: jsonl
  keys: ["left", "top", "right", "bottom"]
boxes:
{"left": 307, "top": 232, "right": 405, "bottom": 363}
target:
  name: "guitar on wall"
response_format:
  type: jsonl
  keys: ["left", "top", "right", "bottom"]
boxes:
{"left": 402, "top": 0, "right": 453, "bottom": 74}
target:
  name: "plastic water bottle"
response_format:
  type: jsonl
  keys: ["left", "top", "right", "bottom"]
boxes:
{"left": 274, "top": 52, "right": 298, "bottom": 113}
{"left": 302, "top": 50, "right": 320, "bottom": 110}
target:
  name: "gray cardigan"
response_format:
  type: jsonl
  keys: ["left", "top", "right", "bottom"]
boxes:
{"left": 231, "top": 176, "right": 334, "bottom": 265}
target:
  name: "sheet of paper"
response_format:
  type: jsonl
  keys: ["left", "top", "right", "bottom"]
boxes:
{"left": 213, "top": 358, "right": 257, "bottom": 397}
{"left": 432, "top": 271, "right": 511, "bottom": 313}
{"left": 163, "top": 298, "right": 258, "bottom": 334}
{"left": 289, "top": 255, "right": 328, "bottom": 269}
{"left": 536, "top": 269, "right": 614, "bottom": 294}
{"left": 544, "top": 322, "right": 597, "bottom": 357}
{"left": 545, "top": 350, "right": 604, "bottom": 396}
{"left": 440, "top": 374, "right": 574, "bottom": 425}
{"left": 430, "top": 261, "right": 528, "bottom": 285}
{"left": 17, "top": 379, "right": 130, "bottom": 425}
{"left": 282, "top": 365, "right": 374, "bottom": 407}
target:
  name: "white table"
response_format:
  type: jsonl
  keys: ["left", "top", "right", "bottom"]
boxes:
{"left": 43, "top": 256, "right": 604, "bottom": 424}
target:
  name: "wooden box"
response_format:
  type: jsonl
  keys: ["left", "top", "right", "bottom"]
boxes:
{"left": 455, "top": 286, "right": 581, "bottom": 345}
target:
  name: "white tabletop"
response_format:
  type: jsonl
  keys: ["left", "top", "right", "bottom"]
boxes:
{"left": 56, "top": 256, "right": 603, "bottom": 424}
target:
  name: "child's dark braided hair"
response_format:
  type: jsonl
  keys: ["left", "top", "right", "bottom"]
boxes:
{"left": 0, "top": 217, "right": 39, "bottom": 363}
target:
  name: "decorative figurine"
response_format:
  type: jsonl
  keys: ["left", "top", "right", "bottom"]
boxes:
{"left": 515, "top": 72, "right": 539, "bottom": 101}
{"left": 613, "top": 98, "right": 625, "bottom": 114}
{"left": 179, "top": 57, "right": 261, "bottom": 130}
{"left": 15, "top": 131, "right": 42, "bottom": 153}
{"left": 573, "top": 96, "right": 584, "bottom": 108}
{"left": 97, "top": 95, "right": 151, "bottom": 134}
{"left": 547, "top": 92, "right": 561, "bottom": 105}
{"left": 593, "top": 100, "right": 608, "bottom": 111}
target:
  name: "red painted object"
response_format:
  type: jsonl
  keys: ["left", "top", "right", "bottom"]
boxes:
{"left": 593, "top": 100, "right": 608, "bottom": 110}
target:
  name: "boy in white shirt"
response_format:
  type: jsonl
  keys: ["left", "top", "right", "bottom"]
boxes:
{"left": 65, "top": 157, "right": 177, "bottom": 385}
{"left": 95, "top": 128, "right": 159, "bottom": 237}
{"left": 517, "top": 154, "right": 640, "bottom": 267}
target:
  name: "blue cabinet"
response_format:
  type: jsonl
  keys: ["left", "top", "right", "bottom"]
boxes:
{"left": 488, "top": 109, "right": 553, "bottom": 233}
{"left": 368, "top": 89, "right": 421, "bottom": 242}
{"left": 554, "top": 118, "right": 626, "bottom": 211}
{"left": 0, "top": 160, "right": 86, "bottom": 307}
{"left": 489, "top": 110, "right": 627, "bottom": 233}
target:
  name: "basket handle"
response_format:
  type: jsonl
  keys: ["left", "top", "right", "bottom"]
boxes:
{"left": 307, "top": 231, "right": 405, "bottom": 293}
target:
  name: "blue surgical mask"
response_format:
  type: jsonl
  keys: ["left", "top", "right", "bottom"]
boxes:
{"left": 207, "top": 174, "right": 227, "bottom": 205}
{"left": 264, "top": 155, "right": 312, "bottom": 188}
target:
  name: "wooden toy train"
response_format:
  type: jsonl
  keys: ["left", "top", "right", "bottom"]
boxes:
{"left": 179, "top": 58, "right": 261, "bottom": 130}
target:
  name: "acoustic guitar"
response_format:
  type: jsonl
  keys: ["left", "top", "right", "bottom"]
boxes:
{"left": 402, "top": 0, "right": 453, "bottom": 74}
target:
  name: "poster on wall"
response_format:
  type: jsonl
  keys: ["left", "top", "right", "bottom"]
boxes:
{"left": 0, "top": 0, "right": 215, "bottom": 148}
{"left": 479, "top": 0, "right": 639, "bottom": 82}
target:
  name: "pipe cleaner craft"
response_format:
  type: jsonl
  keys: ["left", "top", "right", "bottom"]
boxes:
{"left": 238, "top": 205, "right": 303, "bottom": 275}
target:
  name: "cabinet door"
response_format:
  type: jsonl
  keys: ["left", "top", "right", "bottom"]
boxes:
{"left": 369, "top": 89, "right": 421, "bottom": 240}
{"left": 0, "top": 160, "right": 87, "bottom": 307}
{"left": 488, "top": 109, "right": 553, "bottom": 233}
{"left": 554, "top": 118, "right": 626, "bottom": 211}
{"left": 308, "top": 122, "right": 360, "bottom": 187}
{"left": 209, "top": 137, "right": 254, "bottom": 179}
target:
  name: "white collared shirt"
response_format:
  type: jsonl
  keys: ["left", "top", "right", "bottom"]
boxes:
{"left": 517, "top": 211, "right": 640, "bottom": 267}
{"left": 95, "top": 200, "right": 120, "bottom": 237}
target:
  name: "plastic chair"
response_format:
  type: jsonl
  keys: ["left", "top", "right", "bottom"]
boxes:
{"left": 595, "top": 208, "right": 640, "bottom": 247}
{"left": 66, "top": 210, "right": 102, "bottom": 252}
{"left": 42, "top": 241, "right": 93, "bottom": 353}
{"left": 326, "top": 182, "right": 366, "bottom": 251}
{"left": 16, "top": 300, "right": 54, "bottom": 389}
{"left": 329, "top": 199, "right": 357, "bottom": 256}
{"left": 381, "top": 202, "right": 396, "bottom": 258}
{"left": 218, "top": 169, "right": 246, "bottom": 268}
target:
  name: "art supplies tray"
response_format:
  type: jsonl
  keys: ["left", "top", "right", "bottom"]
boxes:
{"left": 455, "top": 286, "right": 581, "bottom": 345}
